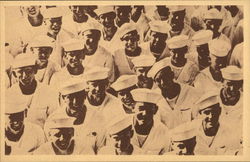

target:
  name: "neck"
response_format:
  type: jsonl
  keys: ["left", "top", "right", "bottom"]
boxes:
{"left": 73, "top": 107, "right": 87, "bottom": 125}
{"left": 28, "top": 14, "right": 43, "bottom": 27}
{"left": 204, "top": 122, "right": 220, "bottom": 137}
{"left": 73, "top": 14, "right": 88, "bottom": 23}
{"left": 5, "top": 126, "right": 24, "bottom": 142}
{"left": 67, "top": 65, "right": 84, "bottom": 75}
{"left": 52, "top": 140, "right": 74, "bottom": 155}
{"left": 209, "top": 66, "right": 223, "bottom": 82}
{"left": 19, "top": 80, "right": 37, "bottom": 95}
{"left": 171, "top": 57, "right": 187, "bottom": 68}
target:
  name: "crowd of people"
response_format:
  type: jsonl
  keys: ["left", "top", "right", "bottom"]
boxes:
{"left": 4, "top": 5, "right": 243, "bottom": 155}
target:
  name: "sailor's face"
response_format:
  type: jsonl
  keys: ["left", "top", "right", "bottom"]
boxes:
{"left": 51, "top": 128, "right": 74, "bottom": 150}
{"left": 170, "top": 10, "right": 185, "bottom": 31}
{"left": 25, "top": 6, "right": 40, "bottom": 17}
{"left": 204, "top": 19, "right": 222, "bottom": 33}
{"left": 5, "top": 111, "right": 25, "bottom": 134}
{"left": 31, "top": 47, "right": 53, "bottom": 66}
{"left": 62, "top": 91, "right": 85, "bottom": 117}
{"left": 135, "top": 67, "right": 153, "bottom": 89}
{"left": 86, "top": 80, "right": 107, "bottom": 106}
{"left": 14, "top": 66, "right": 36, "bottom": 86}
{"left": 118, "top": 88, "right": 135, "bottom": 109}
{"left": 122, "top": 31, "right": 139, "bottom": 52}
{"left": 46, "top": 17, "right": 62, "bottom": 35}
{"left": 115, "top": 6, "right": 131, "bottom": 23}
{"left": 210, "top": 55, "right": 227, "bottom": 74}
{"left": 99, "top": 12, "right": 116, "bottom": 28}
{"left": 171, "top": 141, "right": 187, "bottom": 155}
{"left": 154, "top": 67, "right": 173, "bottom": 90}
{"left": 150, "top": 31, "right": 167, "bottom": 50}
{"left": 81, "top": 30, "right": 100, "bottom": 54}
{"left": 65, "top": 50, "right": 84, "bottom": 68}
{"left": 134, "top": 102, "right": 155, "bottom": 125}
{"left": 71, "top": 6, "right": 88, "bottom": 18}
{"left": 223, "top": 79, "right": 242, "bottom": 96}
{"left": 201, "top": 105, "right": 221, "bottom": 130}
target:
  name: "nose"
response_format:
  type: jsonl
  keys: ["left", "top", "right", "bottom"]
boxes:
{"left": 87, "top": 38, "right": 94, "bottom": 44}
{"left": 116, "top": 140, "right": 121, "bottom": 148}
{"left": 207, "top": 112, "right": 212, "bottom": 119}
{"left": 72, "top": 98, "right": 77, "bottom": 106}
{"left": 21, "top": 72, "right": 27, "bottom": 79}
{"left": 59, "top": 134, "right": 64, "bottom": 141}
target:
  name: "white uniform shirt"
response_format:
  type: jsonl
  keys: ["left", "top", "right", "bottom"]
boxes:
{"left": 5, "top": 122, "right": 45, "bottom": 155}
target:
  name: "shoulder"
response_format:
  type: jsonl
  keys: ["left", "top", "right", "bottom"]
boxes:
{"left": 33, "top": 142, "right": 52, "bottom": 155}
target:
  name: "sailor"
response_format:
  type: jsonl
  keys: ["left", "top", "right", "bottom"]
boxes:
{"left": 194, "top": 91, "right": 241, "bottom": 155}
{"left": 130, "top": 88, "right": 171, "bottom": 154}
{"left": 167, "top": 120, "right": 201, "bottom": 155}
{"left": 79, "top": 22, "right": 115, "bottom": 82}
{"left": 111, "top": 75, "right": 138, "bottom": 114}
{"left": 28, "top": 35, "right": 61, "bottom": 85}
{"left": 5, "top": 92, "right": 45, "bottom": 155}
{"left": 99, "top": 115, "right": 134, "bottom": 155}
{"left": 194, "top": 39, "right": 231, "bottom": 92}
{"left": 114, "top": 6, "right": 132, "bottom": 28}
{"left": 166, "top": 34, "right": 199, "bottom": 85}
{"left": 187, "top": 30, "right": 213, "bottom": 70}
{"left": 147, "top": 57, "right": 201, "bottom": 128}
{"left": 141, "top": 20, "right": 172, "bottom": 61}
{"left": 113, "top": 22, "right": 149, "bottom": 79}
{"left": 131, "top": 55, "right": 155, "bottom": 89}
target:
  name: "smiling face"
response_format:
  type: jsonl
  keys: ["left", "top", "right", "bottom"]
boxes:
{"left": 85, "top": 79, "right": 108, "bottom": 106}
{"left": 64, "top": 50, "right": 84, "bottom": 68}
{"left": 31, "top": 47, "right": 53, "bottom": 68}
{"left": 5, "top": 111, "right": 25, "bottom": 135}
{"left": 50, "top": 128, "right": 74, "bottom": 150}
{"left": 25, "top": 6, "right": 41, "bottom": 17}
{"left": 200, "top": 104, "right": 221, "bottom": 131}
{"left": 45, "top": 17, "right": 62, "bottom": 35}
{"left": 14, "top": 66, "right": 36, "bottom": 86}
{"left": 98, "top": 12, "right": 116, "bottom": 28}
{"left": 121, "top": 30, "right": 139, "bottom": 53}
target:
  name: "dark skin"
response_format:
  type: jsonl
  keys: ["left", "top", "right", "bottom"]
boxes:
{"left": 209, "top": 55, "right": 227, "bottom": 82}
{"left": 154, "top": 67, "right": 181, "bottom": 101}
{"left": 131, "top": 6, "right": 144, "bottom": 22}
{"left": 114, "top": 6, "right": 132, "bottom": 27}
{"left": 204, "top": 19, "right": 223, "bottom": 39}
{"left": 135, "top": 67, "right": 154, "bottom": 89}
{"left": 171, "top": 137, "right": 196, "bottom": 155}
{"left": 134, "top": 102, "right": 158, "bottom": 135}
{"left": 156, "top": 6, "right": 170, "bottom": 21}
{"left": 98, "top": 12, "right": 117, "bottom": 41}
{"left": 70, "top": 6, "right": 89, "bottom": 23}
{"left": 25, "top": 6, "right": 43, "bottom": 27}
{"left": 45, "top": 17, "right": 62, "bottom": 39}
{"left": 31, "top": 47, "right": 53, "bottom": 69}
{"left": 149, "top": 31, "right": 168, "bottom": 59}
{"left": 170, "top": 46, "right": 188, "bottom": 68}
{"left": 64, "top": 50, "right": 85, "bottom": 75}
{"left": 117, "top": 85, "right": 137, "bottom": 113}
{"left": 220, "top": 79, "right": 243, "bottom": 106}
{"left": 200, "top": 104, "right": 221, "bottom": 137}
{"left": 224, "top": 6, "right": 239, "bottom": 18}
{"left": 196, "top": 44, "right": 211, "bottom": 70}
{"left": 121, "top": 30, "right": 141, "bottom": 56}
{"left": 170, "top": 10, "right": 185, "bottom": 34}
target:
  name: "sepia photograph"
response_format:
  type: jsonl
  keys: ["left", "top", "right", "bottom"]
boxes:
{"left": 1, "top": 1, "right": 250, "bottom": 162}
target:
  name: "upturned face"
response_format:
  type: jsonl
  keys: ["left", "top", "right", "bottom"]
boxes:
{"left": 135, "top": 67, "right": 153, "bottom": 89}
{"left": 115, "top": 6, "right": 131, "bottom": 24}
{"left": 31, "top": 47, "right": 53, "bottom": 67}
{"left": 14, "top": 66, "right": 36, "bottom": 86}
{"left": 45, "top": 17, "right": 62, "bottom": 35}
{"left": 200, "top": 104, "right": 221, "bottom": 131}
{"left": 50, "top": 128, "right": 74, "bottom": 150}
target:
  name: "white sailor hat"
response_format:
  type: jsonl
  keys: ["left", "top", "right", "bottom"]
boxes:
{"left": 221, "top": 65, "right": 243, "bottom": 81}
{"left": 29, "top": 35, "right": 54, "bottom": 48}
{"left": 84, "top": 66, "right": 109, "bottom": 81}
{"left": 168, "top": 6, "right": 186, "bottom": 13}
{"left": 209, "top": 39, "right": 231, "bottom": 57}
{"left": 204, "top": 8, "right": 223, "bottom": 20}
{"left": 195, "top": 90, "right": 220, "bottom": 111}
{"left": 5, "top": 92, "right": 28, "bottom": 114}
{"left": 147, "top": 57, "right": 171, "bottom": 79}
{"left": 111, "top": 75, "right": 137, "bottom": 91}
{"left": 43, "top": 7, "right": 63, "bottom": 19}
{"left": 61, "top": 39, "right": 84, "bottom": 52}
{"left": 45, "top": 112, "right": 75, "bottom": 129}
{"left": 192, "top": 30, "right": 213, "bottom": 46}
{"left": 132, "top": 55, "right": 155, "bottom": 68}
{"left": 12, "top": 53, "right": 36, "bottom": 69}
{"left": 59, "top": 77, "right": 85, "bottom": 95}
{"left": 119, "top": 22, "right": 138, "bottom": 39}
{"left": 170, "top": 119, "right": 201, "bottom": 142}
{"left": 95, "top": 6, "right": 115, "bottom": 16}
{"left": 149, "top": 20, "right": 171, "bottom": 34}
{"left": 107, "top": 115, "right": 133, "bottom": 135}
{"left": 167, "top": 34, "right": 189, "bottom": 49}
{"left": 131, "top": 88, "right": 162, "bottom": 104}
{"left": 80, "top": 21, "right": 102, "bottom": 34}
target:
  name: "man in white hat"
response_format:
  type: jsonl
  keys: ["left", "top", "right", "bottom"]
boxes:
{"left": 129, "top": 88, "right": 171, "bottom": 154}
{"left": 114, "top": 6, "right": 132, "bottom": 28}
{"left": 34, "top": 113, "right": 94, "bottom": 155}
{"left": 132, "top": 55, "right": 155, "bottom": 89}
{"left": 111, "top": 75, "right": 138, "bottom": 114}
{"left": 147, "top": 58, "right": 201, "bottom": 128}
{"left": 141, "top": 20, "right": 171, "bottom": 61}
{"left": 194, "top": 39, "right": 231, "bottom": 92}
{"left": 79, "top": 22, "right": 115, "bottom": 82}
{"left": 168, "top": 6, "right": 194, "bottom": 38}
{"left": 5, "top": 92, "right": 45, "bottom": 155}
{"left": 203, "top": 8, "right": 231, "bottom": 45}
{"left": 28, "top": 35, "right": 61, "bottom": 85}
{"left": 187, "top": 30, "right": 213, "bottom": 70}
{"left": 166, "top": 34, "right": 199, "bottom": 85}
{"left": 84, "top": 66, "right": 126, "bottom": 124}
{"left": 194, "top": 91, "right": 241, "bottom": 155}
{"left": 50, "top": 38, "right": 85, "bottom": 86}
{"left": 50, "top": 76, "right": 107, "bottom": 154}
{"left": 113, "top": 22, "right": 150, "bottom": 79}
{"left": 9, "top": 6, "right": 45, "bottom": 57}
{"left": 99, "top": 115, "right": 134, "bottom": 155}
{"left": 167, "top": 120, "right": 200, "bottom": 155}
